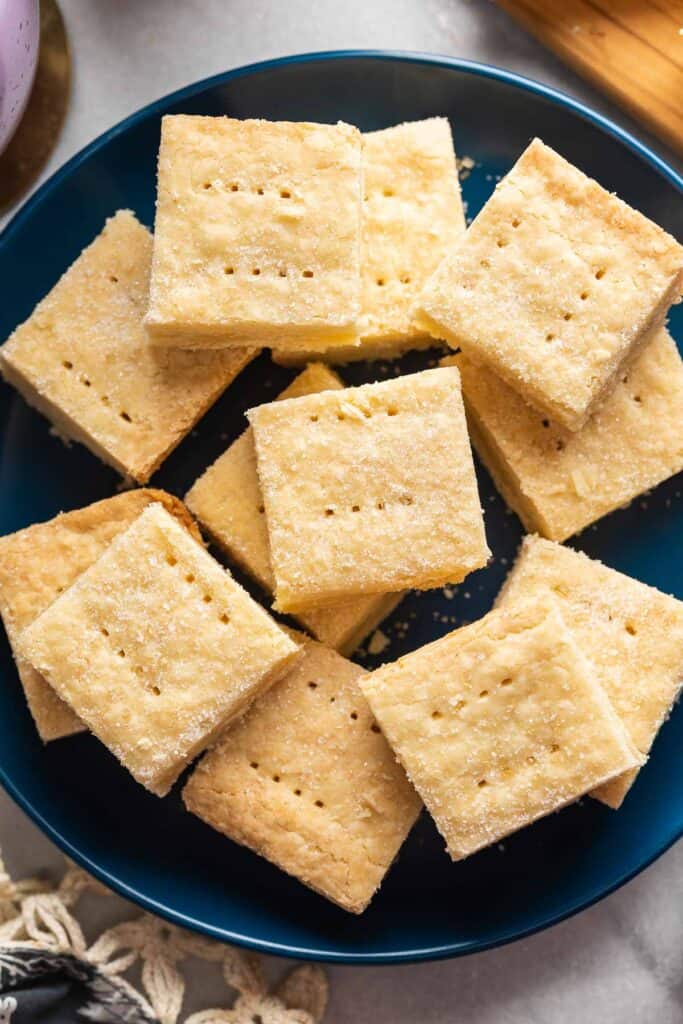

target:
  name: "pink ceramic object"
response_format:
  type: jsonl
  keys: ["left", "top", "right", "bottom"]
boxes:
{"left": 0, "top": 0, "right": 40, "bottom": 153}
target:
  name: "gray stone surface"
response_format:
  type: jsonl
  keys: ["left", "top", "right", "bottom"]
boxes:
{"left": 1, "top": 2, "right": 681, "bottom": 1020}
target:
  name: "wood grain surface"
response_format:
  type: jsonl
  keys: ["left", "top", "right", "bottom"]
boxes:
{"left": 495, "top": 1, "right": 683, "bottom": 154}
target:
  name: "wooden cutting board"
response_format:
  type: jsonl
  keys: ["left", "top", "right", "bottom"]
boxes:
{"left": 494, "top": 1, "right": 683, "bottom": 154}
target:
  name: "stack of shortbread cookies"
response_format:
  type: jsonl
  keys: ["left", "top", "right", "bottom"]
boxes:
{"left": 1, "top": 114, "right": 682, "bottom": 914}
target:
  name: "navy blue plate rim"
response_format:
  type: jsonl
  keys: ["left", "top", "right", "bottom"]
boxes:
{"left": 1, "top": 50, "right": 681, "bottom": 964}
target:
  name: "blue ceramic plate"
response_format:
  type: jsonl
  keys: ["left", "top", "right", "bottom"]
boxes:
{"left": 1, "top": 52, "right": 682, "bottom": 964}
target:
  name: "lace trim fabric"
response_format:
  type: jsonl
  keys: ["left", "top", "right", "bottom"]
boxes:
{"left": 0, "top": 846, "right": 328, "bottom": 1024}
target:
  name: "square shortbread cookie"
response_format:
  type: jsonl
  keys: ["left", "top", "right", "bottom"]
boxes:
{"left": 273, "top": 118, "right": 465, "bottom": 365}
{"left": 183, "top": 638, "right": 421, "bottom": 913}
{"left": 186, "top": 362, "right": 404, "bottom": 653}
{"left": 248, "top": 367, "right": 490, "bottom": 614}
{"left": 17, "top": 503, "right": 300, "bottom": 795}
{"left": 145, "top": 116, "right": 363, "bottom": 350}
{"left": 443, "top": 328, "right": 683, "bottom": 541}
{"left": 360, "top": 596, "right": 640, "bottom": 860}
{"left": 416, "top": 138, "right": 683, "bottom": 431}
{"left": 0, "top": 489, "right": 200, "bottom": 743}
{"left": 497, "top": 536, "right": 683, "bottom": 808}
{"left": 0, "top": 211, "right": 256, "bottom": 483}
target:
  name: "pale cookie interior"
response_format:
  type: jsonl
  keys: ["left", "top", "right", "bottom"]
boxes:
{"left": 186, "top": 361, "right": 405, "bottom": 652}
{"left": 16, "top": 503, "right": 299, "bottom": 794}
{"left": 272, "top": 117, "right": 465, "bottom": 365}
{"left": 443, "top": 328, "right": 683, "bottom": 541}
{"left": 497, "top": 535, "right": 683, "bottom": 807}
{"left": 0, "top": 210, "right": 256, "bottom": 483}
{"left": 146, "top": 116, "right": 363, "bottom": 349}
{"left": 0, "top": 489, "right": 200, "bottom": 742}
{"left": 360, "top": 595, "right": 639, "bottom": 860}
{"left": 183, "top": 639, "right": 421, "bottom": 913}
{"left": 248, "top": 366, "right": 490, "bottom": 614}
{"left": 417, "top": 138, "right": 683, "bottom": 430}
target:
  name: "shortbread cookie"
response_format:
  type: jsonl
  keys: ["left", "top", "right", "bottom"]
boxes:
{"left": 186, "top": 362, "right": 404, "bottom": 652}
{"left": 17, "top": 504, "right": 300, "bottom": 794}
{"left": 248, "top": 367, "right": 489, "bottom": 613}
{"left": 0, "top": 489, "right": 199, "bottom": 742}
{"left": 146, "top": 116, "right": 363, "bottom": 350}
{"left": 289, "top": 592, "right": 403, "bottom": 658}
{"left": 497, "top": 535, "right": 683, "bottom": 807}
{"left": 443, "top": 328, "right": 683, "bottom": 540}
{"left": 184, "top": 639, "right": 421, "bottom": 913}
{"left": 360, "top": 596, "right": 639, "bottom": 860}
{"left": 417, "top": 138, "right": 683, "bottom": 430}
{"left": 0, "top": 211, "right": 256, "bottom": 483}
{"left": 273, "top": 118, "right": 465, "bottom": 364}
